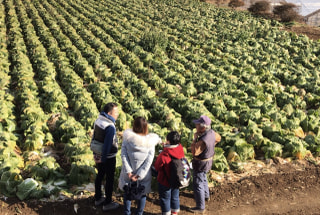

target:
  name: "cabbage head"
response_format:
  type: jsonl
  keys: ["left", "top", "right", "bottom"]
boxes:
{"left": 0, "top": 171, "right": 22, "bottom": 196}
{"left": 16, "top": 178, "right": 39, "bottom": 200}
{"left": 212, "top": 147, "right": 229, "bottom": 173}
{"left": 261, "top": 141, "right": 283, "bottom": 158}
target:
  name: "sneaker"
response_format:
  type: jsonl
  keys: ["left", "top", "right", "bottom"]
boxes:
{"left": 189, "top": 207, "right": 205, "bottom": 213}
{"left": 171, "top": 212, "right": 178, "bottom": 215}
{"left": 102, "top": 202, "right": 119, "bottom": 211}
{"left": 95, "top": 197, "right": 105, "bottom": 206}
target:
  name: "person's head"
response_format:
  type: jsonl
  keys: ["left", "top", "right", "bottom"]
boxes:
{"left": 132, "top": 116, "right": 148, "bottom": 135}
{"left": 103, "top": 103, "right": 119, "bottom": 120}
{"left": 193, "top": 115, "right": 211, "bottom": 133}
{"left": 166, "top": 131, "right": 181, "bottom": 145}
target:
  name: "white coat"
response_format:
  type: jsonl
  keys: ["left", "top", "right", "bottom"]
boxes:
{"left": 118, "top": 129, "right": 161, "bottom": 194}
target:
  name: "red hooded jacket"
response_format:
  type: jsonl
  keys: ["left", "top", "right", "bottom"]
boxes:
{"left": 154, "top": 143, "right": 185, "bottom": 188}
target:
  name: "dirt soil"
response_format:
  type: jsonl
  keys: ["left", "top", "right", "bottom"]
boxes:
{"left": 1, "top": 159, "right": 320, "bottom": 215}
{"left": 285, "top": 25, "right": 320, "bottom": 41}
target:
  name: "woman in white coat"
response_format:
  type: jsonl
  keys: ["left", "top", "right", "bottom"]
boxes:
{"left": 119, "top": 116, "right": 161, "bottom": 215}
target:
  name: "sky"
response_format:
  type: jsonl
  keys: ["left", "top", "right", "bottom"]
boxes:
{"left": 285, "top": 0, "right": 320, "bottom": 16}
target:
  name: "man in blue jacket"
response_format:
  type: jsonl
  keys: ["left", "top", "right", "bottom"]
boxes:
{"left": 92, "top": 103, "right": 119, "bottom": 211}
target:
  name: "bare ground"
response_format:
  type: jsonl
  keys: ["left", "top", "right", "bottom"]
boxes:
{"left": 284, "top": 25, "right": 320, "bottom": 41}
{"left": 1, "top": 159, "right": 320, "bottom": 215}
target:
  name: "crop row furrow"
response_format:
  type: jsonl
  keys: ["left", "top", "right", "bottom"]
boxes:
{"left": 0, "top": 1, "right": 16, "bottom": 140}
{"left": 86, "top": 0, "right": 320, "bottom": 125}
{"left": 4, "top": 0, "right": 53, "bottom": 153}
{"left": 57, "top": 0, "right": 320, "bottom": 161}
{"left": 37, "top": 0, "right": 153, "bottom": 128}
{"left": 0, "top": 1, "right": 24, "bottom": 193}
{"left": 93, "top": 0, "right": 319, "bottom": 97}
{"left": 14, "top": 0, "right": 68, "bottom": 115}
{"left": 19, "top": 0, "right": 100, "bottom": 186}
{"left": 43, "top": 0, "right": 191, "bottom": 135}
{"left": 23, "top": 0, "right": 99, "bottom": 130}
{"left": 54, "top": 0, "right": 215, "bottom": 131}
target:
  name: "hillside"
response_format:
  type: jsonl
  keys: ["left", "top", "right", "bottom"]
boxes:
{"left": 286, "top": 25, "right": 320, "bottom": 41}
{"left": 1, "top": 0, "right": 320, "bottom": 199}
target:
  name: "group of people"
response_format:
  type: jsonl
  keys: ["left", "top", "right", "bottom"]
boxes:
{"left": 91, "top": 103, "right": 221, "bottom": 214}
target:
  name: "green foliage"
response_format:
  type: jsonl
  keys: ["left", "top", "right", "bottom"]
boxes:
{"left": 283, "top": 136, "right": 309, "bottom": 159}
{"left": 212, "top": 147, "right": 229, "bottom": 173}
{"left": 29, "top": 187, "right": 50, "bottom": 199}
{"left": 0, "top": 148, "right": 24, "bottom": 173}
{"left": 140, "top": 29, "right": 168, "bottom": 52}
{"left": 68, "top": 163, "right": 96, "bottom": 185}
{"left": 26, "top": 156, "right": 65, "bottom": 181}
{"left": 0, "top": 171, "right": 22, "bottom": 197}
{"left": 227, "top": 139, "right": 255, "bottom": 161}
{"left": 16, "top": 178, "right": 39, "bottom": 200}
{"left": 2, "top": 0, "right": 320, "bottom": 200}
{"left": 261, "top": 140, "right": 283, "bottom": 158}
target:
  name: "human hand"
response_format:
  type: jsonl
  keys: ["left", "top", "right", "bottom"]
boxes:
{"left": 94, "top": 154, "right": 102, "bottom": 163}
{"left": 131, "top": 175, "right": 139, "bottom": 182}
{"left": 128, "top": 172, "right": 133, "bottom": 179}
{"left": 162, "top": 140, "right": 170, "bottom": 146}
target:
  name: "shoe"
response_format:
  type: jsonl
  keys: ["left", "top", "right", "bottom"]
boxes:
{"left": 171, "top": 212, "right": 178, "bottom": 215}
{"left": 102, "top": 202, "right": 119, "bottom": 211}
{"left": 189, "top": 207, "right": 205, "bottom": 213}
{"left": 94, "top": 197, "right": 105, "bottom": 206}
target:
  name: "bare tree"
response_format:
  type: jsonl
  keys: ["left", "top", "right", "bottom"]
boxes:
{"left": 215, "top": 0, "right": 225, "bottom": 7}
{"left": 229, "top": 0, "right": 245, "bottom": 8}
{"left": 248, "top": 0, "right": 271, "bottom": 14}
{"left": 273, "top": 2, "right": 303, "bottom": 22}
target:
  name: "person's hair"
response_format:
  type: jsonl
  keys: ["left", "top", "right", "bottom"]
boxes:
{"left": 103, "top": 102, "right": 118, "bottom": 114}
{"left": 132, "top": 116, "right": 148, "bottom": 135}
{"left": 166, "top": 131, "right": 181, "bottom": 145}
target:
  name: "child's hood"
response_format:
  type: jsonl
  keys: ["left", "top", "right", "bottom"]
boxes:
{"left": 163, "top": 143, "right": 185, "bottom": 159}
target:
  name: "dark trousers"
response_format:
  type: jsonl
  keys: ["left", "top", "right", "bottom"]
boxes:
{"left": 94, "top": 156, "right": 116, "bottom": 204}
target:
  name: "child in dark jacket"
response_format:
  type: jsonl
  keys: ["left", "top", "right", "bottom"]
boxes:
{"left": 154, "top": 131, "right": 185, "bottom": 215}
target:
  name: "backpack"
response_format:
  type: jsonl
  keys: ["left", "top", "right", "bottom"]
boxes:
{"left": 168, "top": 156, "right": 191, "bottom": 189}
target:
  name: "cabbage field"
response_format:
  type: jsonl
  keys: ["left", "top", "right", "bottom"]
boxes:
{"left": 1, "top": 0, "right": 320, "bottom": 200}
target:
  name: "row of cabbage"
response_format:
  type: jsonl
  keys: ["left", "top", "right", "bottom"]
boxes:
{"left": 0, "top": 0, "right": 25, "bottom": 199}
{"left": 1, "top": 0, "right": 102, "bottom": 199}
{"left": 1, "top": 0, "right": 320, "bottom": 200}
{"left": 0, "top": 0, "right": 192, "bottom": 200}
{"left": 49, "top": 0, "right": 320, "bottom": 164}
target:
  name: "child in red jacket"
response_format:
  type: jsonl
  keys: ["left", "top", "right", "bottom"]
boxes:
{"left": 154, "top": 131, "right": 185, "bottom": 215}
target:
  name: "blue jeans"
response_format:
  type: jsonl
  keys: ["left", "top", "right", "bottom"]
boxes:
{"left": 193, "top": 171, "right": 210, "bottom": 210}
{"left": 123, "top": 193, "right": 146, "bottom": 215}
{"left": 158, "top": 183, "right": 180, "bottom": 215}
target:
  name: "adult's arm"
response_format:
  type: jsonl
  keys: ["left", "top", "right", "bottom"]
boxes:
{"left": 215, "top": 132, "right": 221, "bottom": 145}
{"left": 121, "top": 142, "right": 133, "bottom": 175}
{"left": 191, "top": 140, "right": 206, "bottom": 157}
{"left": 101, "top": 125, "right": 116, "bottom": 162}
{"left": 135, "top": 148, "right": 155, "bottom": 179}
